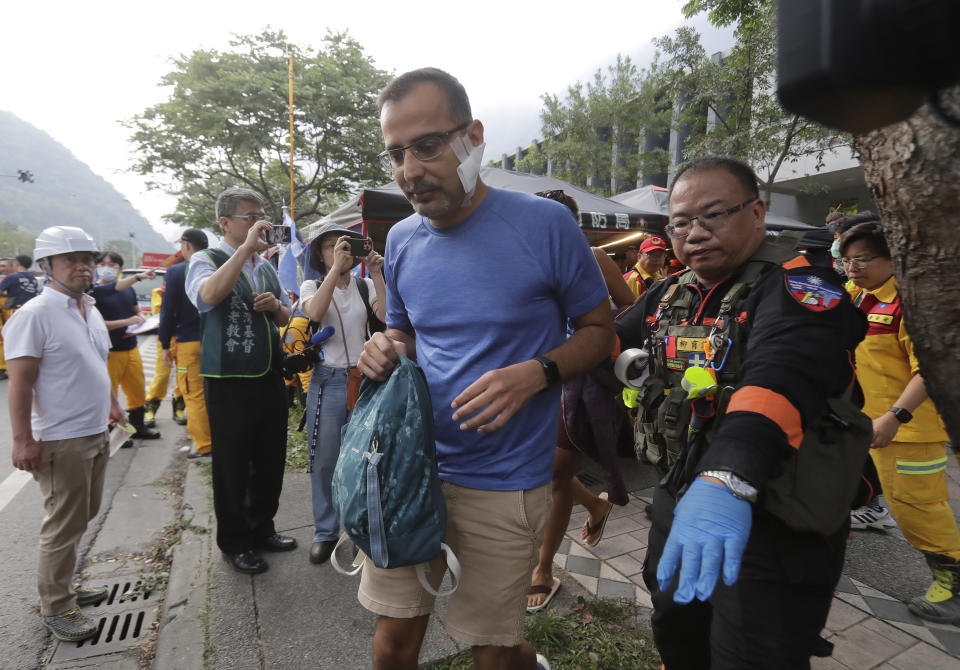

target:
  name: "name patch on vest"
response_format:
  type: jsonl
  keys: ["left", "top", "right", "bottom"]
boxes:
{"left": 867, "top": 313, "right": 894, "bottom": 325}
{"left": 785, "top": 274, "right": 844, "bottom": 312}
{"left": 225, "top": 295, "right": 256, "bottom": 353}
{"left": 677, "top": 337, "right": 707, "bottom": 353}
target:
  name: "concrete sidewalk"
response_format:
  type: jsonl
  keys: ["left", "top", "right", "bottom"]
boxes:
{"left": 149, "top": 452, "right": 960, "bottom": 669}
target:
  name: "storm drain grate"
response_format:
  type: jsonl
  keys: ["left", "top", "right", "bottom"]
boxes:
{"left": 49, "top": 577, "right": 159, "bottom": 663}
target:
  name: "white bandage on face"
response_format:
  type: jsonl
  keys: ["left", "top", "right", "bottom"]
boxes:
{"left": 449, "top": 133, "right": 485, "bottom": 207}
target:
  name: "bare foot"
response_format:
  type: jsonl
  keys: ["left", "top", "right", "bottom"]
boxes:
{"left": 526, "top": 567, "right": 556, "bottom": 610}
{"left": 580, "top": 492, "right": 613, "bottom": 545}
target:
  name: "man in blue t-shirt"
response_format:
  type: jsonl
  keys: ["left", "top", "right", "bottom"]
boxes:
{"left": 0, "top": 254, "right": 39, "bottom": 308}
{"left": 0, "top": 254, "right": 40, "bottom": 380}
{"left": 91, "top": 251, "right": 160, "bottom": 441}
{"left": 357, "top": 68, "right": 615, "bottom": 670}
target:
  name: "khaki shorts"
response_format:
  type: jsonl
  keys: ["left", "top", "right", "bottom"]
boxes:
{"left": 358, "top": 480, "right": 551, "bottom": 647}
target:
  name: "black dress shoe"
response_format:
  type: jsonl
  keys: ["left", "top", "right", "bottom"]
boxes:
{"left": 258, "top": 534, "right": 297, "bottom": 552}
{"left": 224, "top": 550, "right": 268, "bottom": 574}
{"left": 309, "top": 540, "right": 336, "bottom": 565}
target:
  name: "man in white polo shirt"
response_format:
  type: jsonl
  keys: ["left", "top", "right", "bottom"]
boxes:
{"left": 3, "top": 226, "right": 127, "bottom": 642}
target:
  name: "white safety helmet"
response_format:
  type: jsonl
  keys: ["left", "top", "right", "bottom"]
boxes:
{"left": 34, "top": 226, "right": 99, "bottom": 264}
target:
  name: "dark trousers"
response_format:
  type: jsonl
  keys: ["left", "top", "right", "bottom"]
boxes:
{"left": 643, "top": 485, "right": 847, "bottom": 670}
{"left": 205, "top": 372, "right": 288, "bottom": 554}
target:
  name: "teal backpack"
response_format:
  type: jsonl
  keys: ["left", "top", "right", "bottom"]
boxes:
{"left": 331, "top": 355, "right": 459, "bottom": 594}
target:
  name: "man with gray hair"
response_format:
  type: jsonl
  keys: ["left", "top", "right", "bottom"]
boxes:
{"left": 185, "top": 188, "right": 296, "bottom": 574}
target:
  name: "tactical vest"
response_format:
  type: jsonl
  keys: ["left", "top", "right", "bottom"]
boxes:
{"left": 199, "top": 249, "right": 283, "bottom": 378}
{"left": 634, "top": 233, "right": 872, "bottom": 535}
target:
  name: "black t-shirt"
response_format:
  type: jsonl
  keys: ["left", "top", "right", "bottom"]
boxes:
{"left": 0, "top": 271, "right": 39, "bottom": 308}
{"left": 92, "top": 282, "right": 139, "bottom": 351}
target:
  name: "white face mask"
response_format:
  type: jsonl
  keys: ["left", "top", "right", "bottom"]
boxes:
{"left": 449, "top": 134, "right": 485, "bottom": 207}
{"left": 830, "top": 239, "right": 841, "bottom": 259}
{"left": 96, "top": 266, "right": 119, "bottom": 282}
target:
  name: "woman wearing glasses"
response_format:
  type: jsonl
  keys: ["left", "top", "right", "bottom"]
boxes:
{"left": 841, "top": 220, "right": 960, "bottom": 625}
{"left": 300, "top": 223, "right": 386, "bottom": 567}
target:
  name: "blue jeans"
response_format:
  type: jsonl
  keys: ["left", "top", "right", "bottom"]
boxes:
{"left": 305, "top": 365, "right": 349, "bottom": 543}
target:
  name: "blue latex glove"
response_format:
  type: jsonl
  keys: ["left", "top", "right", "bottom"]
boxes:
{"left": 656, "top": 477, "right": 752, "bottom": 603}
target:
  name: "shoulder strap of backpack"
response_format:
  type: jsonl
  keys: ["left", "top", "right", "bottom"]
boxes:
{"left": 356, "top": 276, "right": 386, "bottom": 334}
{"left": 356, "top": 276, "right": 372, "bottom": 312}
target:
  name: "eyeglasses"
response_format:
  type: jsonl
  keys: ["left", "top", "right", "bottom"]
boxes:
{"left": 228, "top": 213, "right": 268, "bottom": 225}
{"left": 378, "top": 123, "right": 469, "bottom": 171}
{"left": 840, "top": 256, "right": 880, "bottom": 271}
{"left": 664, "top": 198, "right": 757, "bottom": 239}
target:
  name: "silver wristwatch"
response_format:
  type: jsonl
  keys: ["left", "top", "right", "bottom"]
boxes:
{"left": 700, "top": 470, "right": 759, "bottom": 503}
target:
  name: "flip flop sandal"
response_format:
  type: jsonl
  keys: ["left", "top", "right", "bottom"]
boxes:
{"left": 582, "top": 492, "right": 613, "bottom": 547}
{"left": 526, "top": 577, "right": 561, "bottom": 613}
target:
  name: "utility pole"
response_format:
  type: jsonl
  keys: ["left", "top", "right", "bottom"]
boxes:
{"left": 129, "top": 232, "right": 137, "bottom": 267}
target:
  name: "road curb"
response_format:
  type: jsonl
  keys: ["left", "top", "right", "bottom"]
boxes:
{"left": 154, "top": 463, "right": 213, "bottom": 670}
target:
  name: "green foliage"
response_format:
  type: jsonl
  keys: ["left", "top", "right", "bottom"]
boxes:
{"left": 430, "top": 598, "right": 660, "bottom": 670}
{"left": 126, "top": 30, "right": 391, "bottom": 231}
{"left": 514, "top": 141, "right": 550, "bottom": 175}
{"left": 533, "top": 0, "right": 846, "bottom": 203}
{"left": 286, "top": 402, "right": 309, "bottom": 472}
{"left": 0, "top": 221, "right": 36, "bottom": 257}
{"left": 0, "top": 112, "right": 171, "bottom": 251}
{"left": 538, "top": 55, "right": 646, "bottom": 195}
{"left": 682, "top": 0, "right": 766, "bottom": 28}
{"left": 642, "top": 1, "right": 847, "bottom": 202}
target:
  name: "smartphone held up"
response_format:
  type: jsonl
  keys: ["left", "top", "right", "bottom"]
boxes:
{"left": 267, "top": 224, "right": 293, "bottom": 245}
{"left": 347, "top": 237, "right": 373, "bottom": 257}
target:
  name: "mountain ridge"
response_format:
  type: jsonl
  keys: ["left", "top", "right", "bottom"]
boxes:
{"left": 0, "top": 110, "right": 170, "bottom": 256}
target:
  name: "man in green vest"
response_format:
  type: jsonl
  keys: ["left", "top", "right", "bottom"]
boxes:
{"left": 185, "top": 187, "right": 296, "bottom": 575}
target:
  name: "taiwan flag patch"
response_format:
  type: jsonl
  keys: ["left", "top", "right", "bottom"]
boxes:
{"left": 785, "top": 273, "right": 844, "bottom": 311}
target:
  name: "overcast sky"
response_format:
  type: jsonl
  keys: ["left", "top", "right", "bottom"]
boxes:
{"left": 2, "top": 0, "right": 730, "bottom": 244}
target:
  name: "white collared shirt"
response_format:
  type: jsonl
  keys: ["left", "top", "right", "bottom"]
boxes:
{"left": 185, "top": 241, "right": 292, "bottom": 313}
{"left": 2, "top": 287, "right": 112, "bottom": 441}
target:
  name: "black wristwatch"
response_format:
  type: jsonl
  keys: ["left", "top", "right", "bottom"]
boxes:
{"left": 889, "top": 406, "right": 913, "bottom": 424}
{"left": 534, "top": 356, "right": 561, "bottom": 388}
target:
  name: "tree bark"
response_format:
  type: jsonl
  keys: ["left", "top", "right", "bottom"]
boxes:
{"left": 853, "top": 85, "right": 960, "bottom": 444}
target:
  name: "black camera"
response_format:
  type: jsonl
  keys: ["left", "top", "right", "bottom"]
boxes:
{"left": 281, "top": 347, "right": 321, "bottom": 379}
{"left": 280, "top": 325, "right": 335, "bottom": 379}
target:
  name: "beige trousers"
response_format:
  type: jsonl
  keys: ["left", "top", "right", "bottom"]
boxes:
{"left": 34, "top": 432, "right": 109, "bottom": 615}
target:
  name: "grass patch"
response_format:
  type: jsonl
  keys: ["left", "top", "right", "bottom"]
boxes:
{"left": 286, "top": 404, "right": 309, "bottom": 472}
{"left": 430, "top": 597, "right": 660, "bottom": 670}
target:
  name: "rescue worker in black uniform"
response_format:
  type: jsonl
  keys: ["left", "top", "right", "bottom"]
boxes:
{"left": 616, "top": 157, "right": 870, "bottom": 669}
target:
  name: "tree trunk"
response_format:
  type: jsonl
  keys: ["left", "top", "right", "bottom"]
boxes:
{"left": 853, "top": 85, "right": 960, "bottom": 444}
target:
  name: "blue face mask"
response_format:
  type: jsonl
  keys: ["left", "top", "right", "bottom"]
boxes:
{"left": 96, "top": 266, "right": 119, "bottom": 282}
{"left": 830, "top": 239, "right": 841, "bottom": 259}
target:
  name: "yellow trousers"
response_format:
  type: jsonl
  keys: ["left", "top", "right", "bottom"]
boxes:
{"left": 0, "top": 307, "right": 12, "bottom": 371}
{"left": 146, "top": 337, "right": 182, "bottom": 402}
{"left": 282, "top": 316, "right": 312, "bottom": 393}
{"left": 107, "top": 348, "right": 146, "bottom": 410}
{"left": 871, "top": 440, "right": 960, "bottom": 561}
{"left": 174, "top": 341, "right": 211, "bottom": 454}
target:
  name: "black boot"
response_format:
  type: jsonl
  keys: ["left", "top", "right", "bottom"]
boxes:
{"left": 129, "top": 407, "right": 161, "bottom": 439}
{"left": 172, "top": 396, "right": 187, "bottom": 425}
{"left": 144, "top": 398, "right": 161, "bottom": 428}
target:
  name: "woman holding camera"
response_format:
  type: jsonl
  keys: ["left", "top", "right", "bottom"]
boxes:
{"left": 300, "top": 223, "right": 386, "bottom": 566}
